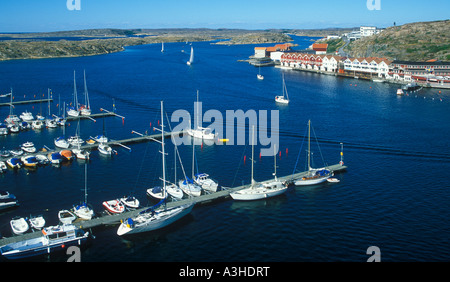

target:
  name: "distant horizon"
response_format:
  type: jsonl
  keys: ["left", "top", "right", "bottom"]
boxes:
{"left": 1, "top": 0, "right": 449, "bottom": 33}
{"left": 0, "top": 18, "right": 448, "bottom": 34}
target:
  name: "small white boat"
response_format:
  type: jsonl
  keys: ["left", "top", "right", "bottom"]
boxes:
{"left": 166, "top": 183, "right": 184, "bottom": 199}
{"left": 54, "top": 136, "right": 71, "bottom": 149}
{"left": 0, "top": 191, "right": 19, "bottom": 210}
{"left": 10, "top": 217, "right": 29, "bottom": 235}
{"left": 21, "top": 142, "right": 36, "bottom": 153}
{"left": 10, "top": 148, "right": 24, "bottom": 156}
{"left": 58, "top": 209, "right": 76, "bottom": 225}
{"left": 72, "top": 148, "right": 90, "bottom": 160}
{"left": 35, "top": 154, "right": 50, "bottom": 165}
{"left": 0, "top": 124, "right": 8, "bottom": 135}
{"left": 73, "top": 203, "right": 94, "bottom": 220}
{"left": 147, "top": 186, "right": 166, "bottom": 200}
{"left": 31, "top": 120, "right": 44, "bottom": 129}
{"left": 68, "top": 136, "right": 84, "bottom": 146}
{"left": 102, "top": 199, "right": 125, "bottom": 214}
{"left": 67, "top": 107, "right": 80, "bottom": 117}
{"left": 179, "top": 178, "right": 202, "bottom": 197}
{"left": 8, "top": 124, "right": 20, "bottom": 133}
{"left": 327, "top": 177, "right": 340, "bottom": 183}
{"left": 93, "top": 134, "right": 108, "bottom": 143}
{"left": 397, "top": 89, "right": 404, "bottom": 95}
{"left": 257, "top": 74, "right": 264, "bottom": 80}
{"left": 187, "top": 127, "right": 217, "bottom": 140}
{"left": 45, "top": 118, "right": 58, "bottom": 128}
{"left": 194, "top": 173, "right": 219, "bottom": 192}
{"left": 120, "top": 196, "right": 140, "bottom": 210}
{"left": 0, "top": 161, "right": 7, "bottom": 173}
{"left": 5, "top": 114, "right": 20, "bottom": 124}
{"left": 29, "top": 215, "right": 45, "bottom": 230}
{"left": 20, "top": 111, "right": 34, "bottom": 121}
{"left": 98, "top": 143, "right": 113, "bottom": 155}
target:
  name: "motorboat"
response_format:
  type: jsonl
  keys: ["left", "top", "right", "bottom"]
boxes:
{"left": 327, "top": 177, "right": 340, "bottom": 183}
{"left": 20, "top": 111, "right": 34, "bottom": 121}
{"left": 147, "top": 186, "right": 166, "bottom": 200}
{"left": 29, "top": 215, "right": 46, "bottom": 230}
{"left": 72, "top": 148, "right": 90, "bottom": 160}
{"left": 396, "top": 89, "right": 404, "bottom": 95}
{"left": 68, "top": 135, "right": 84, "bottom": 146}
{"left": 102, "top": 199, "right": 125, "bottom": 214}
{"left": 10, "top": 217, "right": 29, "bottom": 235}
{"left": 8, "top": 124, "right": 20, "bottom": 133}
{"left": 10, "top": 148, "right": 24, "bottom": 156}
{"left": 0, "top": 123, "right": 8, "bottom": 135}
{"left": 166, "top": 183, "right": 184, "bottom": 199}
{"left": 48, "top": 152, "right": 63, "bottom": 165}
{"left": 257, "top": 74, "right": 264, "bottom": 80}
{"left": 58, "top": 209, "right": 76, "bottom": 225}
{"left": 186, "top": 91, "right": 217, "bottom": 140}
{"left": 98, "top": 143, "right": 113, "bottom": 155}
{"left": 20, "top": 156, "right": 38, "bottom": 168}
{"left": 402, "top": 82, "right": 421, "bottom": 91}
{"left": 60, "top": 150, "right": 75, "bottom": 161}
{"left": 0, "top": 148, "right": 10, "bottom": 158}
{"left": 45, "top": 118, "right": 58, "bottom": 128}
{"left": 6, "top": 157, "right": 22, "bottom": 169}
{"left": 0, "top": 191, "right": 19, "bottom": 211}
{"left": 194, "top": 173, "right": 219, "bottom": 192}
{"left": 35, "top": 154, "right": 50, "bottom": 165}
{"left": 120, "top": 196, "right": 140, "bottom": 210}
{"left": 93, "top": 134, "right": 108, "bottom": 143}
{"left": 4, "top": 114, "right": 20, "bottom": 124}
{"left": 19, "top": 121, "right": 30, "bottom": 130}
{"left": 21, "top": 142, "right": 36, "bottom": 153}
{"left": 31, "top": 120, "right": 44, "bottom": 129}
{"left": 0, "top": 224, "right": 89, "bottom": 260}
{"left": 54, "top": 136, "right": 71, "bottom": 149}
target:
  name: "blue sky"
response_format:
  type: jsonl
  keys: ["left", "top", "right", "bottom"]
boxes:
{"left": 0, "top": 0, "right": 449, "bottom": 32}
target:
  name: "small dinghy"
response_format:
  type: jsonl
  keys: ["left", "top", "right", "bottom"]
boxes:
{"left": 327, "top": 178, "right": 340, "bottom": 183}
{"left": 48, "top": 152, "right": 63, "bottom": 165}
{"left": 120, "top": 196, "right": 140, "bottom": 210}
{"left": 6, "top": 157, "right": 22, "bottom": 169}
{"left": 58, "top": 209, "right": 76, "bottom": 225}
{"left": 21, "top": 142, "right": 36, "bottom": 153}
{"left": 29, "top": 215, "right": 46, "bottom": 230}
{"left": 20, "top": 156, "right": 38, "bottom": 168}
{"left": 102, "top": 199, "right": 125, "bottom": 214}
{"left": 60, "top": 150, "right": 74, "bottom": 161}
{"left": 10, "top": 217, "right": 29, "bottom": 235}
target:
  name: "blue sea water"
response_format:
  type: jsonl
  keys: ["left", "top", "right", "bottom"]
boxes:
{"left": 0, "top": 36, "right": 450, "bottom": 262}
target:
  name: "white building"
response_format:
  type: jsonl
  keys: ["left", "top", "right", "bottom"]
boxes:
{"left": 360, "top": 26, "right": 377, "bottom": 37}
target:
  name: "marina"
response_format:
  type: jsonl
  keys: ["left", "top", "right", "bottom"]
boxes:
{"left": 0, "top": 163, "right": 347, "bottom": 246}
{"left": 1, "top": 37, "right": 449, "bottom": 262}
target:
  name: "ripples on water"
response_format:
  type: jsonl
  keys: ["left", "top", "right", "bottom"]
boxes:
{"left": 1, "top": 36, "right": 450, "bottom": 262}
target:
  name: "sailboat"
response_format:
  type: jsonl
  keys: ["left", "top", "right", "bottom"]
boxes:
{"left": 72, "top": 163, "right": 94, "bottom": 220}
{"left": 80, "top": 70, "right": 91, "bottom": 116}
{"left": 161, "top": 42, "right": 164, "bottom": 53}
{"left": 257, "top": 66, "right": 264, "bottom": 80}
{"left": 230, "top": 127, "right": 288, "bottom": 201}
{"left": 54, "top": 102, "right": 71, "bottom": 149}
{"left": 67, "top": 71, "right": 80, "bottom": 117}
{"left": 117, "top": 101, "right": 195, "bottom": 236}
{"left": 186, "top": 46, "right": 194, "bottom": 65}
{"left": 275, "top": 74, "right": 290, "bottom": 104}
{"left": 186, "top": 90, "right": 217, "bottom": 140}
{"left": 45, "top": 89, "right": 57, "bottom": 128}
{"left": 71, "top": 121, "right": 90, "bottom": 160}
{"left": 293, "top": 120, "right": 332, "bottom": 186}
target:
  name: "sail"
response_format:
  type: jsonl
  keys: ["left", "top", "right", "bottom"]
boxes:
{"left": 189, "top": 46, "right": 194, "bottom": 63}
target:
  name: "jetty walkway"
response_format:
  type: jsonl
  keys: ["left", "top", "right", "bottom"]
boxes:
{"left": 0, "top": 162, "right": 346, "bottom": 246}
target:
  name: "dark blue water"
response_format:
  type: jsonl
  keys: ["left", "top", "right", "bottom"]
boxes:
{"left": 1, "top": 36, "right": 450, "bottom": 262}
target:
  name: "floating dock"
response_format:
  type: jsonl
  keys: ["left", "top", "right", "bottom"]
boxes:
{"left": 0, "top": 162, "right": 346, "bottom": 246}
{"left": 0, "top": 98, "right": 53, "bottom": 107}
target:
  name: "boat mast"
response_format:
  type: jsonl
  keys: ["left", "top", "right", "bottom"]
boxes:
{"left": 161, "top": 100, "right": 166, "bottom": 199}
{"left": 273, "top": 144, "right": 277, "bottom": 181}
{"left": 251, "top": 125, "right": 255, "bottom": 187}
{"left": 84, "top": 70, "right": 90, "bottom": 110}
{"left": 308, "top": 120, "right": 311, "bottom": 171}
{"left": 84, "top": 163, "right": 88, "bottom": 204}
{"left": 73, "top": 71, "right": 78, "bottom": 111}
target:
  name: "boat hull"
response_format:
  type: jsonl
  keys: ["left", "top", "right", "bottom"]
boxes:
{"left": 230, "top": 185, "right": 288, "bottom": 201}
{"left": 117, "top": 203, "right": 194, "bottom": 236}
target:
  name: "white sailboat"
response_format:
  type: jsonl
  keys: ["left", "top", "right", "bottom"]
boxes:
{"left": 45, "top": 89, "right": 57, "bottom": 128}
{"left": 54, "top": 102, "right": 71, "bottom": 149}
{"left": 80, "top": 70, "right": 91, "bottom": 116}
{"left": 230, "top": 127, "right": 288, "bottom": 201}
{"left": 161, "top": 42, "right": 164, "bottom": 53}
{"left": 257, "top": 66, "right": 264, "bottom": 80}
{"left": 186, "top": 46, "right": 194, "bottom": 65}
{"left": 67, "top": 71, "right": 80, "bottom": 117}
{"left": 293, "top": 120, "right": 332, "bottom": 186}
{"left": 275, "top": 74, "right": 290, "bottom": 104}
{"left": 186, "top": 90, "right": 217, "bottom": 140}
{"left": 72, "top": 163, "right": 94, "bottom": 220}
{"left": 117, "top": 101, "right": 195, "bottom": 236}
{"left": 71, "top": 121, "right": 90, "bottom": 160}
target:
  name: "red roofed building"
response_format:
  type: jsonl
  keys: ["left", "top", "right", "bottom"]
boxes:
{"left": 312, "top": 43, "right": 328, "bottom": 54}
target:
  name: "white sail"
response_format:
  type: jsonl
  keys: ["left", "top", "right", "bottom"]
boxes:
{"left": 187, "top": 46, "right": 194, "bottom": 65}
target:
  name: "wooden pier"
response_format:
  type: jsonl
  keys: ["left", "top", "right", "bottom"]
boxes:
{"left": 0, "top": 98, "right": 53, "bottom": 107}
{"left": 0, "top": 163, "right": 347, "bottom": 246}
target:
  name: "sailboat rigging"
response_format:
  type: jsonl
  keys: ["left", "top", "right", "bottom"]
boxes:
{"left": 275, "top": 74, "right": 290, "bottom": 104}
{"left": 67, "top": 71, "right": 80, "bottom": 117}
{"left": 80, "top": 70, "right": 91, "bottom": 116}
{"left": 293, "top": 120, "right": 332, "bottom": 186}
